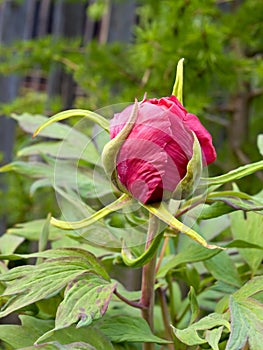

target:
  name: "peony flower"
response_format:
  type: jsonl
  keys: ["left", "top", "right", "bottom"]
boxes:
{"left": 109, "top": 95, "right": 216, "bottom": 204}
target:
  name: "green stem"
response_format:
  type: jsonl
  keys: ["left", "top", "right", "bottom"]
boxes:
{"left": 140, "top": 214, "right": 159, "bottom": 350}
{"left": 158, "top": 288, "right": 175, "bottom": 350}
{"left": 167, "top": 273, "right": 176, "bottom": 324}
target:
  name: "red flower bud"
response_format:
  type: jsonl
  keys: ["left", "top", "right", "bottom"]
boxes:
{"left": 110, "top": 96, "right": 216, "bottom": 204}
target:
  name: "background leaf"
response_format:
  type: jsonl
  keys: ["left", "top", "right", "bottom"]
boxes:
{"left": 204, "top": 251, "right": 242, "bottom": 287}
{"left": 0, "top": 248, "right": 109, "bottom": 318}
{"left": 172, "top": 312, "right": 230, "bottom": 346}
{"left": 257, "top": 134, "right": 263, "bottom": 156}
{"left": 205, "top": 326, "right": 224, "bottom": 350}
{"left": 6, "top": 219, "right": 63, "bottom": 241}
{"left": 95, "top": 315, "right": 169, "bottom": 344}
{"left": 201, "top": 160, "right": 263, "bottom": 187}
{"left": 233, "top": 276, "right": 263, "bottom": 300}
{"left": 157, "top": 239, "right": 221, "bottom": 279}
{"left": 0, "top": 234, "right": 24, "bottom": 255}
{"left": 230, "top": 211, "right": 263, "bottom": 272}
{"left": 20, "top": 341, "right": 96, "bottom": 349}
{"left": 227, "top": 297, "right": 263, "bottom": 350}
{"left": 188, "top": 286, "right": 199, "bottom": 324}
{"left": 0, "top": 316, "right": 54, "bottom": 348}
{"left": 0, "top": 315, "right": 114, "bottom": 350}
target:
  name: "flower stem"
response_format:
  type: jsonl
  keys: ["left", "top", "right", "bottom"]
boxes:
{"left": 140, "top": 214, "right": 159, "bottom": 350}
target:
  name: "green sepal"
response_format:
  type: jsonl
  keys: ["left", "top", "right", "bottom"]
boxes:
{"left": 172, "top": 132, "right": 202, "bottom": 199}
{"left": 144, "top": 202, "right": 222, "bottom": 250}
{"left": 200, "top": 160, "right": 263, "bottom": 188}
{"left": 101, "top": 100, "right": 139, "bottom": 193}
{"left": 50, "top": 194, "right": 132, "bottom": 230}
{"left": 121, "top": 231, "right": 164, "bottom": 268}
{"left": 33, "top": 109, "right": 110, "bottom": 137}
{"left": 172, "top": 58, "right": 184, "bottom": 104}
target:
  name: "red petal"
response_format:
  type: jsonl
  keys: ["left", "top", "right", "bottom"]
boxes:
{"left": 116, "top": 138, "right": 167, "bottom": 203}
{"left": 183, "top": 113, "right": 217, "bottom": 165}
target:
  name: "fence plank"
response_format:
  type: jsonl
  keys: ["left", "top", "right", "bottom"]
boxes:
{"left": 107, "top": 0, "right": 136, "bottom": 43}
{"left": 46, "top": 0, "right": 87, "bottom": 111}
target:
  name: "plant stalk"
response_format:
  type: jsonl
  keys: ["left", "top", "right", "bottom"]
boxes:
{"left": 158, "top": 287, "right": 175, "bottom": 350}
{"left": 166, "top": 273, "right": 176, "bottom": 324}
{"left": 140, "top": 214, "right": 159, "bottom": 350}
{"left": 114, "top": 289, "right": 146, "bottom": 310}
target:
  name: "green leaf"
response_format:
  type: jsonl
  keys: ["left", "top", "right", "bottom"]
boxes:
{"left": 226, "top": 297, "right": 263, "bottom": 350}
{"left": 0, "top": 161, "right": 51, "bottom": 178}
{"left": 11, "top": 113, "right": 86, "bottom": 139}
{"left": 198, "top": 202, "right": 234, "bottom": 219}
{"left": 225, "top": 239, "right": 263, "bottom": 250}
{"left": 0, "top": 234, "right": 24, "bottom": 255}
{"left": 88, "top": 1, "right": 108, "bottom": 20}
{"left": 208, "top": 192, "right": 263, "bottom": 211}
{"left": 18, "top": 139, "right": 99, "bottom": 165}
{"left": 44, "top": 325, "right": 114, "bottom": 350}
{"left": 188, "top": 286, "right": 199, "bottom": 324}
{"left": 233, "top": 276, "right": 263, "bottom": 300}
{"left": 96, "top": 315, "right": 170, "bottom": 344}
{"left": 172, "top": 58, "right": 184, "bottom": 103}
{"left": 0, "top": 315, "right": 54, "bottom": 348}
{"left": 230, "top": 211, "right": 263, "bottom": 272}
{"left": 200, "top": 191, "right": 263, "bottom": 219}
{"left": 0, "top": 248, "right": 109, "bottom": 317}
{"left": 0, "top": 158, "right": 110, "bottom": 199}
{"left": 226, "top": 277, "right": 263, "bottom": 350}
{"left": 37, "top": 214, "right": 51, "bottom": 264}
{"left": 0, "top": 261, "right": 8, "bottom": 274}
{"left": 204, "top": 251, "right": 242, "bottom": 287}
{"left": 198, "top": 284, "right": 232, "bottom": 313}
{"left": 0, "top": 315, "right": 114, "bottom": 350}
{"left": 257, "top": 134, "right": 263, "bottom": 156}
{"left": 36, "top": 294, "right": 62, "bottom": 319}
{"left": 33, "top": 109, "right": 109, "bottom": 137}
{"left": 157, "top": 240, "right": 221, "bottom": 279}
{"left": 54, "top": 274, "right": 116, "bottom": 330}
{"left": 200, "top": 160, "right": 263, "bottom": 187}
{"left": 20, "top": 341, "right": 96, "bottom": 349}
{"left": 29, "top": 178, "right": 52, "bottom": 195}
{"left": 172, "top": 312, "right": 230, "bottom": 346}
{"left": 14, "top": 112, "right": 100, "bottom": 164}
{"left": 205, "top": 326, "right": 224, "bottom": 350}
{"left": 6, "top": 219, "right": 63, "bottom": 241}
{"left": 185, "top": 265, "right": 200, "bottom": 292}
{"left": 0, "top": 248, "right": 109, "bottom": 280}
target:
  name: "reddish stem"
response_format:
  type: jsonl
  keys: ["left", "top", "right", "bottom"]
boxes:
{"left": 140, "top": 214, "right": 159, "bottom": 350}
{"left": 114, "top": 289, "right": 146, "bottom": 310}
